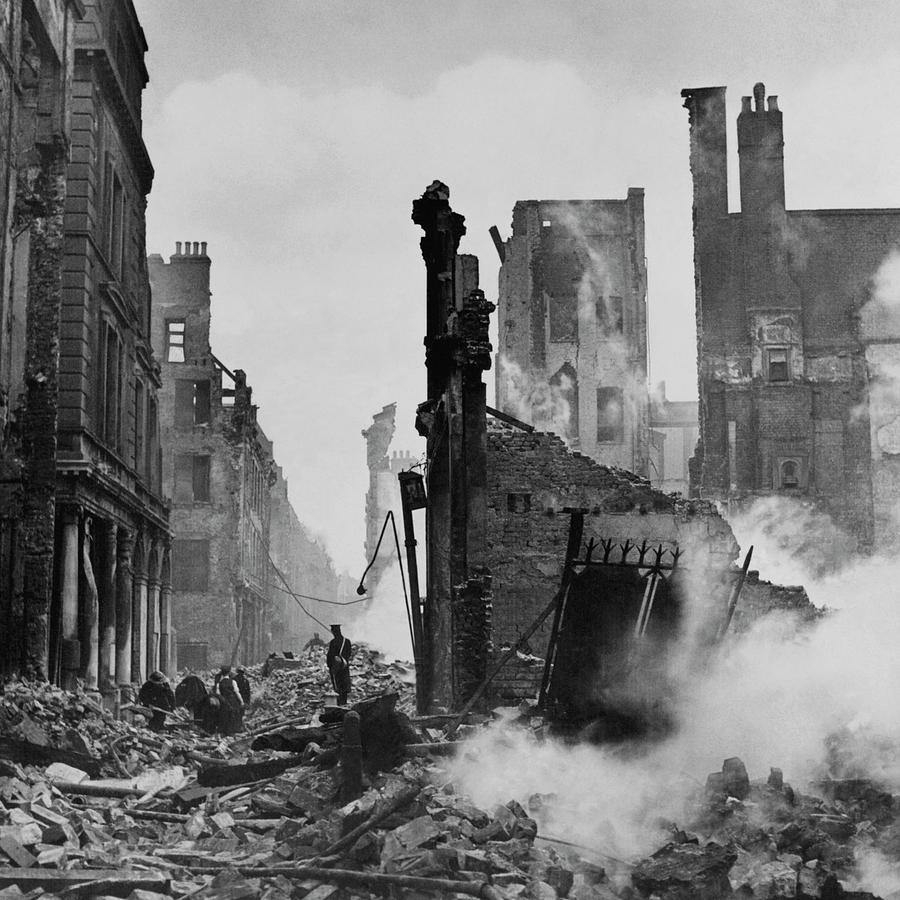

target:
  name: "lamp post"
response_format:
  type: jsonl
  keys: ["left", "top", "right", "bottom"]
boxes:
{"left": 398, "top": 470, "right": 427, "bottom": 712}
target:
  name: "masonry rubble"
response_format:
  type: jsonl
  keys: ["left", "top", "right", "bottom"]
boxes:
{"left": 0, "top": 639, "right": 894, "bottom": 900}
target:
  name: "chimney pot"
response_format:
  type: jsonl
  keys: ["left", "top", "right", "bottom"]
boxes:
{"left": 184, "top": 240, "right": 190, "bottom": 255}
{"left": 175, "top": 241, "right": 182, "bottom": 255}
{"left": 753, "top": 82, "right": 765, "bottom": 112}
{"left": 741, "top": 96, "right": 752, "bottom": 114}
{"left": 192, "top": 241, "right": 199, "bottom": 255}
{"left": 767, "top": 95, "right": 779, "bottom": 112}
{"left": 201, "top": 241, "right": 208, "bottom": 255}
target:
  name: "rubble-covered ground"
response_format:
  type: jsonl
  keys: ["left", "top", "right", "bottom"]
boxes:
{"left": 0, "top": 646, "right": 897, "bottom": 899}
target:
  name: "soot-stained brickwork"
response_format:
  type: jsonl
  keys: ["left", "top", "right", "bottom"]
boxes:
{"left": 485, "top": 418, "right": 739, "bottom": 700}
{"left": 682, "top": 82, "right": 900, "bottom": 553}
{"left": 495, "top": 194, "right": 650, "bottom": 476}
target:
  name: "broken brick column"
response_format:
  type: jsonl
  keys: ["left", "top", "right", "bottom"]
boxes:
{"left": 412, "top": 182, "right": 494, "bottom": 712}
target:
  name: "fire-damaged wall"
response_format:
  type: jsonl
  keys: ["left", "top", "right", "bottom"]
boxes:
{"left": 485, "top": 419, "right": 736, "bottom": 651}
{"left": 484, "top": 418, "right": 741, "bottom": 704}
{"left": 495, "top": 194, "right": 649, "bottom": 476}
{"left": 682, "top": 82, "right": 900, "bottom": 553}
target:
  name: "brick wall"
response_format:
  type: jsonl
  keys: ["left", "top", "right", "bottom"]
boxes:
{"left": 485, "top": 421, "right": 737, "bottom": 660}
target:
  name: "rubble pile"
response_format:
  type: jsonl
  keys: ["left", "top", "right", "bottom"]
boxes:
{"left": 0, "top": 650, "right": 897, "bottom": 899}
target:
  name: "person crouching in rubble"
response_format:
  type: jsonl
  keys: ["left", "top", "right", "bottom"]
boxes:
{"left": 138, "top": 670, "right": 175, "bottom": 732}
{"left": 326, "top": 623, "right": 352, "bottom": 705}
{"left": 216, "top": 670, "right": 245, "bottom": 735}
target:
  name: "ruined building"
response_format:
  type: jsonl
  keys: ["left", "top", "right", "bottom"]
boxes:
{"left": 682, "top": 83, "right": 900, "bottom": 551}
{"left": 412, "top": 183, "right": 739, "bottom": 715}
{"left": 0, "top": 0, "right": 173, "bottom": 693}
{"left": 648, "top": 384, "right": 699, "bottom": 496}
{"left": 494, "top": 193, "right": 650, "bottom": 476}
{"left": 0, "top": 0, "right": 82, "bottom": 677}
{"left": 150, "top": 243, "right": 328, "bottom": 668}
{"left": 361, "top": 402, "right": 418, "bottom": 589}
{"left": 150, "top": 244, "right": 272, "bottom": 668}
{"left": 269, "top": 461, "right": 342, "bottom": 650}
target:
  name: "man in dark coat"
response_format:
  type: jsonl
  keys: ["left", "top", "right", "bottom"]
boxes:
{"left": 326, "top": 624, "right": 352, "bottom": 705}
{"left": 234, "top": 666, "right": 251, "bottom": 704}
{"left": 138, "top": 671, "right": 175, "bottom": 731}
{"left": 216, "top": 673, "right": 244, "bottom": 735}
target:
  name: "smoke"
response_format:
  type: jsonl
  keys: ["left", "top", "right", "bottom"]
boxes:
{"left": 351, "top": 563, "right": 415, "bottom": 662}
{"left": 857, "top": 248, "right": 900, "bottom": 431}
{"left": 498, "top": 355, "right": 573, "bottom": 439}
{"left": 449, "top": 511, "right": 900, "bottom": 893}
{"left": 724, "top": 495, "right": 848, "bottom": 585}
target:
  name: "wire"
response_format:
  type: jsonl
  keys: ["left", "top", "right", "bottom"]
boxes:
{"left": 265, "top": 581, "right": 370, "bottom": 606}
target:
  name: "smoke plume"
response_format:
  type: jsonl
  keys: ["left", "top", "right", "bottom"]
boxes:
{"left": 351, "top": 562, "right": 415, "bottom": 662}
{"left": 449, "top": 506, "right": 900, "bottom": 894}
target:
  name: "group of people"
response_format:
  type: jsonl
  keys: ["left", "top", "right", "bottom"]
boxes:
{"left": 136, "top": 623, "right": 353, "bottom": 735}
{"left": 137, "top": 664, "right": 252, "bottom": 734}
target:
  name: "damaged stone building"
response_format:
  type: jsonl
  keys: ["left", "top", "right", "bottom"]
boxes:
{"left": 1, "top": 0, "right": 173, "bottom": 694}
{"left": 683, "top": 83, "right": 900, "bottom": 551}
{"left": 150, "top": 242, "right": 331, "bottom": 668}
{"left": 361, "top": 402, "right": 417, "bottom": 591}
{"left": 0, "top": 0, "right": 82, "bottom": 677}
{"left": 412, "top": 182, "right": 739, "bottom": 715}
{"left": 269, "top": 460, "right": 343, "bottom": 650}
{"left": 494, "top": 193, "right": 651, "bottom": 476}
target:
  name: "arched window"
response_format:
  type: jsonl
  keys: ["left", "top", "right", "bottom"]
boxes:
{"left": 780, "top": 459, "right": 799, "bottom": 489}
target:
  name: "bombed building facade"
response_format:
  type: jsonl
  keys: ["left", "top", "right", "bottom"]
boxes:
{"left": 0, "top": 0, "right": 174, "bottom": 693}
{"left": 150, "top": 243, "right": 277, "bottom": 669}
{"left": 411, "top": 182, "right": 741, "bottom": 716}
{"left": 269, "top": 461, "right": 343, "bottom": 650}
{"left": 495, "top": 193, "right": 650, "bottom": 476}
{"left": 683, "top": 83, "right": 900, "bottom": 552}
{"left": 0, "top": 0, "right": 81, "bottom": 677}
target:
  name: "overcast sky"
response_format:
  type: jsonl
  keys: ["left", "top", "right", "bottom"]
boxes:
{"left": 132, "top": 0, "right": 900, "bottom": 573}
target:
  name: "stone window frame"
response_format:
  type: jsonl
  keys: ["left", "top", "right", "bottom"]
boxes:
{"left": 597, "top": 386, "right": 625, "bottom": 443}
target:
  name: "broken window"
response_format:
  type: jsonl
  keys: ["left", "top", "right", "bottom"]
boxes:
{"left": 597, "top": 387, "right": 624, "bottom": 443}
{"left": 549, "top": 294, "right": 578, "bottom": 341}
{"left": 166, "top": 320, "right": 185, "bottom": 362}
{"left": 175, "top": 379, "right": 211, "bottom": 429}
{"left": 174, "top": 454, "right": 211, "bottom": 503}
{"left": 172, "top": 539, "right": 209, "bottom": 592}
{"left": 597, "top": 296, "right": 624, "bottom": 334}
{"left": 767, "top": 348, "right": 789, "bottom": 382}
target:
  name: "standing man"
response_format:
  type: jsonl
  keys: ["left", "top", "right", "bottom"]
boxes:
{"left": 326, "top": 624, "right": 352, "bottom": 705}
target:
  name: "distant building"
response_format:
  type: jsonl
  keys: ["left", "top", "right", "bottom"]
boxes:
{"left": 682, "top": 83, "right": 900, "bottom": 551}
{"left": 648, "top": 384, "right": 698, "bottom": 496}
{"left": 495, "top": 194, "right": 650, "bottom": 476}
{"left": 268, "top": 461, "right": 341, "bottom": 650}
{"left": 150, "top": 242, "right": 275, "bottom": 669}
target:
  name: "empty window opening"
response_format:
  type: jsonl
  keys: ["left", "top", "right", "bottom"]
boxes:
{"left": 597, "top": 387, "right": 624, "bottom": 443}
{"left": 175, "top": 379, "right": 211, "bottom": 428}
{"left": 166, "top": 320, "right": 185, "bottom": 362}
{"left": 172, "top": 539, "right": 209, "bottom": 592}
{"left": 549, "top": 293, "right": 578, "bottom": 342}
{"left": 598, "top": 295, "right": 624, "bottom": 334}
{"left": 767, "top": 348, "right": 789, "bottom": 382}
{"left": 507, "top": 493, "right": 532, "bottom": 513}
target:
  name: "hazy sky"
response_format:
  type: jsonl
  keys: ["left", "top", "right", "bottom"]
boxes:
{"left": 132, "top": 0, "right": 900, "bottom": 573}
